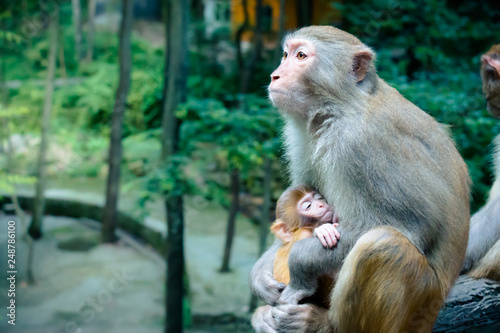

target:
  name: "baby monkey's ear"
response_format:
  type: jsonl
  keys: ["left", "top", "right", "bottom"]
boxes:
{"left": 270, "top": 219, "right": 293, "bottom": 243}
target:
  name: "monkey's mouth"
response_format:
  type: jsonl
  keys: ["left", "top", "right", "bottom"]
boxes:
{"left": 268, "top": 88, "right": 287, "bottom": 95}
{"left": 322, "top": 210, "right": 335, "bottom": 223}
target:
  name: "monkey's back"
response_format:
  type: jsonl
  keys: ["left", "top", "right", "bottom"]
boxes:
{"left": 311, "top": 79, "right": 470, "bottom": 288}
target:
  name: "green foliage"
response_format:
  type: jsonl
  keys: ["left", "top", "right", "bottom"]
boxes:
{"left": 179, "top": 97, "right": 279, "bottom": 169}
{"left": 335, "top": 0, "right": 500, "bottom": 212}
{"left": 60, "top": 130, "right": 108, "bottom": 177}
{"left": 54, "top": 63, "right": 116, "bottom": 132}
{"left": 176, "top": 96, "right": 282, "bottom": 206}
{"left": 4, "top": 0, "right": 497, "bottom": 217}
{"left": 391, "top": 72, "right": 500, "bottom": 211}
{"left": 0, "top": 105, "right": 37, "bottom": 193}
{"left": 335, "top": 0, "right": 500, "bottom": 74}
{"left": 0, "top": 171, "right": 37, "bottom": 193}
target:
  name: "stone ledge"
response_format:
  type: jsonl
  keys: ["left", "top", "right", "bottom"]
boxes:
{"left": 0, "top": 194, "right": 166, "bottom": 255}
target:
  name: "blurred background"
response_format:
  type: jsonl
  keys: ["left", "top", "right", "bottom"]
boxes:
{"left": 0, "top": 0, "right": 499, "bottom": 332}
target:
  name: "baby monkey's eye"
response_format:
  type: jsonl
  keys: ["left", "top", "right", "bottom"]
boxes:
{"left": 297, "top": 51, "right": 307, "bottom": 60}
{"left": 301, "top": 201, "right": 312, "bottom": 211}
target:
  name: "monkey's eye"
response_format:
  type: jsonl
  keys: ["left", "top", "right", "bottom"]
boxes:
{"left": 301, "top": 201, "right": 312, "bottom": 211}
{"left": 283, "top": 51, "right": 288, "bottom": 60}
{"left": 313, "top": 193, "right": 323, "bottom": 200}
{"left": 297, "top": 51, "right": 307, "bottom": 60}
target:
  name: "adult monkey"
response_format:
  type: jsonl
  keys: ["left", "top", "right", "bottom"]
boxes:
{"left": 250, "top": 26, "right": 470, "bottom": 333}
{"left": 462, "top": 44, "right": 500, "bottom": 281}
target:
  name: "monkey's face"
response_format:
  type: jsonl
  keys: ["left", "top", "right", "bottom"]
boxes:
{"left": 268, "top": 38, "right": 316, "bottom": 115}
{"left": 297, "top": 191, "right": 335, "bottom": 226}
{"left": 268, "top": 30, "right": 375, "bottom": 119}
{"left": 481, "top": 45, "right": 500, "bottom": 117}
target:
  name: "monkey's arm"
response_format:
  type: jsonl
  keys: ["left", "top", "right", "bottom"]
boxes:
{"left": 250, "top": 239, "right": 287, "bottom": 305}
{"left": 463, "top": 200, "right": 500, "bottom": 272}
{"left": 280, "top": 233, "right": 349, "bottom": 305}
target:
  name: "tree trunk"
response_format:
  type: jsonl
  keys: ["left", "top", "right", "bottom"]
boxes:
{"left": 1, "top": 24, "right": 36, "bottom": 283}
{"left": 0, "top": 16, "right": 7, "bottom": 105}
{"left": 86, "top": 0, "right": 96, "bottom": 62}
{"left": 235, "top": 0, "right": 250, "bottom": 71}
{"left": 71, "top": 0, "right": 83, "bottom": 62}
{"left": 220, "top": 169, "right": 240, "bottom": 272}
{"left": 226, "top": 0, "right": 263, "bottom": 275}
{"left": 249, "top": 157, "right": 273, "bottom": 311}
{"left": 102, "top": 0, "right": 133, "bottom": 243}
{"left": 58, "top": 29, "right": 67, "bottom": 78}
{"left": 240, "top": 0, "right": 263, "bottom": 95}
{"left": 274, "top": 0, "right": 286, "bottom": 65}
{"left": 296, "top": 0, "right": 312, "bottom": 27}
{"left": 29, "top": 8, "right": 59, "bottom": 240}
{"left": 162, "top": 1, "right": 189, "bottom": 332}
{"left": 259, "top": 158, "right": 272, "bottom": 256}
{"left": 433, "top": 276, "right": 500, "bottom": 332}
{"left": 11, "top": 194, "right": 35, "bottom": 284}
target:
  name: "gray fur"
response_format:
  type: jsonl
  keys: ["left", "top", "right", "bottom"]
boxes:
{"left": 463, "top": 135, "right": 500, "bottom": 272}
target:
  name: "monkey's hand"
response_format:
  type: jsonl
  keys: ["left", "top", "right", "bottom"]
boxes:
{"left": 250, "top": 240, "right": 286, "bottom": 305}
{"left": 314, "top": 223, "right": 340, "bottom": 249}
{"left": 252, "top": 271, "right": 287, "bottom": 306}
{"left": 278, "top": 285, "right": 314, "bottom": 305}
{"left": 252, "top": 305, "right": 278, "bottom": 333}
{"left": 252, "top": 304, "right": 332, "bottom": 333}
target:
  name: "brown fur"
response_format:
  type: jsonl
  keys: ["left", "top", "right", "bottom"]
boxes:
{"left": 271, "top": 185, "right": 334, "bottom": 308}
{"left": 270, "top": 185, "right": 317, "bottom": 285}
{"left": 468, "top": 240, "right": 500, "bottom": 281}
{"left": 273, "top": 227, "right": 313, "bottom": 285}
{"left": 331, "top": 227, "right": 443, "bottom": 333}
{"left": 275, "top": 185, "right": 316, "bottom": 231}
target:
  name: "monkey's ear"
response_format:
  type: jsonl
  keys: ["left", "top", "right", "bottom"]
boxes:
{"left": 482, "top": 54, "right": 500, "bottom": 77}
{"left": 271, "top": 219, "right": 293, "bottom": 242}
{"left": 351, "top": 50, "right": 374, "bottom": 83}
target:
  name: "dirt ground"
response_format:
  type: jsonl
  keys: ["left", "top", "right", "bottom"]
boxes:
{"left": 0, "top": 197, "right": 262, "bottom": 332}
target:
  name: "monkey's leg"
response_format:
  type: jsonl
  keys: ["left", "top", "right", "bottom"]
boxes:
{"left": 469, "top": 239, "right": 500, "bottom": 281}
{"left": 330, "top": 227, "right": 444, "bottom": 333}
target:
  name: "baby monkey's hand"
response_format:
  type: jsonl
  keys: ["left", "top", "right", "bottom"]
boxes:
{"left": 313, "top": 223, "right": 340, "bottom": 249}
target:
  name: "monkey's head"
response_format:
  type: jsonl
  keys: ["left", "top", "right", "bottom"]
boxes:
{"left": 268, "top": 26, "right": 376, "bottom": 118}
{"left": 481, "top": 44, "right": 500, "bottom": 117}
{"left": 271, "top": 185, "right": 335, "bottom": 242}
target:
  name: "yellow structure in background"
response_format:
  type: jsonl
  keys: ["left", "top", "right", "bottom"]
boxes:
{"left": 231, "top": 0, "right": 342, "bottom": 41}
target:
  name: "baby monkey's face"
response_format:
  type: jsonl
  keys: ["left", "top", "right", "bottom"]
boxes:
{"left": 297, "top": 192, "right": 335, "bottom": 225}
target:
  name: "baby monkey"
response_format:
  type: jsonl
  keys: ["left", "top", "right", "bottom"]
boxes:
{"left": 271, "top": 185, "right": 340, "bottom": 287}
